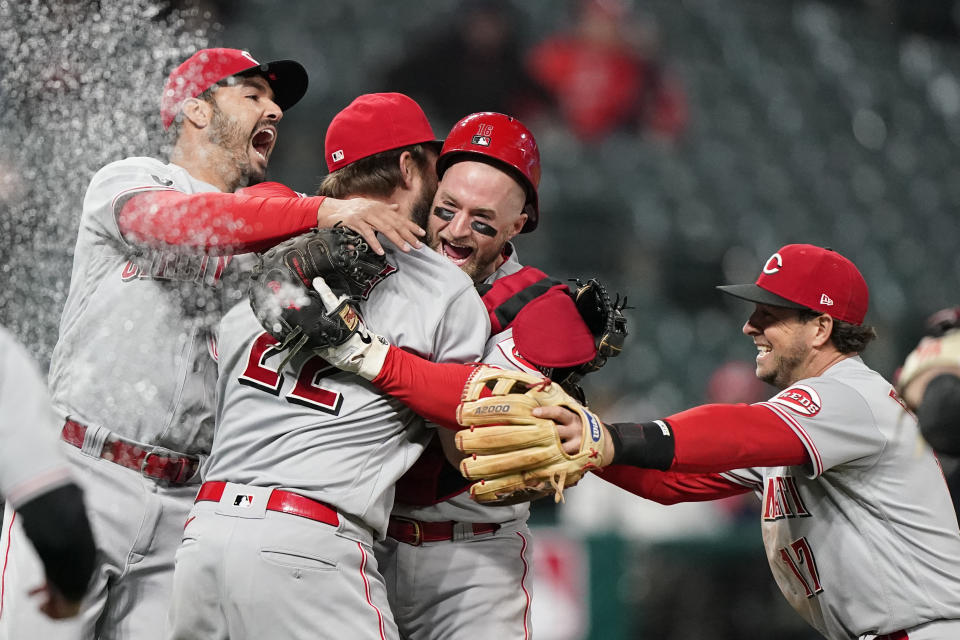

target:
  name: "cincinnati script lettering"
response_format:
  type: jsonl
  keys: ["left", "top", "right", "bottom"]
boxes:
{"left": 762, "top": 476, "right": 810, "bottom": 521}
{"left": 121, "top": 253, "right": 232, "bottom": 284}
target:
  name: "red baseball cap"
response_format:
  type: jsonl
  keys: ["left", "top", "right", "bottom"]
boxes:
{"left": 717, "top": 244, "right": 869, "bottom": 325}
{"left": 161, "top": 48, "right": 308, "bottom": 129}
{"left": 324, "top": 93, "right": 441, "bottom": 172}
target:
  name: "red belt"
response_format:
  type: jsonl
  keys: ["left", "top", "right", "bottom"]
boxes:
{"left": 61, "top": 419, "right": 200, "bottom": 485}
{"left": 387, "top": 516, "right": 499, "bottom": 546}
{"left": 196, "top": 481, "right": 340, "bottom": 527}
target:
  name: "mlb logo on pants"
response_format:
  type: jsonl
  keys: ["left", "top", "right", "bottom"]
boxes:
{"left": 234, "top": 494, "right": 254, "bottom": 507}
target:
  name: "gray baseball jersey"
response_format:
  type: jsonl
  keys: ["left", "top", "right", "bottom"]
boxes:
{"left": 4, "top": 156, "right": 243, "bottom": 640}
{"left": 48, "top": 156, "right": 230, "bottom": 455}
{"left": 204, "top": 238, "right": 489, "bottom": 537}
{"left": 168, "top": 239, "right": 488, "bottom": 640}
{"left": 721, "top": 356, "right": 960, "bottom": 639}
{"left": 393, "top": 248, "right": 531, "bottom": 526}
{"left": 0, "top": 326, "right": 72, "bottom": 507}
{"left": 380, "top": 248, "right": 536, "bottom": 640}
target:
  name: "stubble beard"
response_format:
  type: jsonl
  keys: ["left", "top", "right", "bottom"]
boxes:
{"left": 410, "top": 180, "right": 435, "bottom": 230}
{"left": 761, "top": 343, "right": 807, "bottom": 390}
{"left": 207, "top": 105, "right": 263, "bottom": 190}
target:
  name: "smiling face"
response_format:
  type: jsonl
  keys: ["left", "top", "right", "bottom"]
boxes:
{"left": 427, "top": 160, "right": 527, "bottom": 283}
{"left": 206, "top": 75, "right": 281, "bottom": 188}
{"left": 742, "top": 304, "right": 823, "bottom": 389}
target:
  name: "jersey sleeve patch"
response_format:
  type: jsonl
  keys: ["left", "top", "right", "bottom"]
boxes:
{"left": 769, "top": 384, "right": 822, "bottom": 417}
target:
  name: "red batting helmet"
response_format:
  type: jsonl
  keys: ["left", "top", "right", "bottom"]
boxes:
{"left": 437, "top": 112, "right": 541, "bottom": 233}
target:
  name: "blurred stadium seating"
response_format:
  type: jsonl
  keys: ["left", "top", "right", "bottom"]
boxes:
{"left": 208, "top": 0, "right": 960, "bottom": 416}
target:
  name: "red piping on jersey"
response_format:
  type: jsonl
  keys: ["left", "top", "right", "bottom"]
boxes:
{"left": 518, "top": 531, "right": 531, "bottom": 640}
{"left": 357, "top": 541, "right": 387, "bottom": 640}
{"left": 756, "top": 402, "right": 825, "bottom": 476}
{"left": 118, "top": 188, "right": 322, "bottom": 254}
{"left": 0, "top": 511, "right": 15, "bottom": 619}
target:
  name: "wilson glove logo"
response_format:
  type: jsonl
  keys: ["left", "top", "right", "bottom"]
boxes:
{"left": 585, "top": 412, "right": 602, "bottom": 442}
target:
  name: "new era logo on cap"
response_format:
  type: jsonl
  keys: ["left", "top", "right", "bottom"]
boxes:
{"left": 331, "top": 149, "right": 345, "bottom": 163}
{"left": 717, "top": 244, "right": 869, "bottom": 325}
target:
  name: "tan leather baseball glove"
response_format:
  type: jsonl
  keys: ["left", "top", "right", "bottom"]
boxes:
{"left": 455, "top": 366, "right": 608, "bottom": 505}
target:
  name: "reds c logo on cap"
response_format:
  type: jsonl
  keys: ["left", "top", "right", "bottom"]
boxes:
{"left": 762, "top": 253, "right": 783, "bottom": 275}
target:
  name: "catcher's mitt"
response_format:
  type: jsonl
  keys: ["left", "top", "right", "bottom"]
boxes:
{"left": 249, "top": 226, "right": 386, "bottom": 366}
{"left": 455, "top": 366, "right": 609, "bottom": 505}
{"left": 551, "top": 278, "right": 628, "bottom": 399}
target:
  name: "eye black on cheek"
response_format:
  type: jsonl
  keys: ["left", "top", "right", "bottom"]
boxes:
{"left": 432, "top": 206, "right": 455, "bottom": 221}
{"left": 471, "top": 221, "right": 497, "bottom": 237}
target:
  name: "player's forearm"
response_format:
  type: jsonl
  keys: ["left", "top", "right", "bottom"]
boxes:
{"left": 371, "top": 345, "right": 477, "bottom": 430}
{"left": 597, "top": 465, "right": 751, "bottom": 504}
{"left": 118, "top": 190, "right": 322, "bottom": 253}
{"left": 608, "top": 403, "right": 809, "bottom": 473}
{"left": 17, "top": 483, "right": 97, "bottom": 602}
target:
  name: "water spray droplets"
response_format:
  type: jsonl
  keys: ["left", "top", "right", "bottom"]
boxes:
{"left": 0, "top": 0, "right": 213, "bottom": 360}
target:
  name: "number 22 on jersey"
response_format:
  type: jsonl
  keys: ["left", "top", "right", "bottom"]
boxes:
{"left": 239, "top": 332, "right": 343, "bottom": 414}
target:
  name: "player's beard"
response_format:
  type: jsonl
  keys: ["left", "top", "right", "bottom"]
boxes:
{"left": 427, "top": 226, "right": 507, "bottom": 285}
{"left": 458, "top": 238, "right": 506, "bottom": 284}
{"left": 760, "top": 341, "right": 808, "bottom": 390}
{"left": 410, "top": 176, "right": 437, "bottom": 229}
{"left": 207, "top": 103, "right": 265, "bottom": 190}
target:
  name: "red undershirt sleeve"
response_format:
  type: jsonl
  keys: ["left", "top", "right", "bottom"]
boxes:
{"left": 371, "top": 345, "right": 479, "bottom": 430}
{"left": 596, "top": 466, "right": 752, "bottom": 504}
{"left": 117, "top": 190, "right": 324, "bottom": 254}
{"left": 665, "top": 403, "right": 810, "bottom": 472}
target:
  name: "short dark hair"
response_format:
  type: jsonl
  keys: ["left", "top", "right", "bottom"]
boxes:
{"left": 797, "top": 309, "right": 878, "bottom": 354}
{"left": 317, "top": 144, "right": 433, "bottom": 198}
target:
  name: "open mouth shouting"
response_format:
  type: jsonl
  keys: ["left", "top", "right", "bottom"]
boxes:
{"left": 251, "top": 126, "right": 276, "bottom": 163}
{"left": 439, "top": 239, "right": 474, "bottom": 267}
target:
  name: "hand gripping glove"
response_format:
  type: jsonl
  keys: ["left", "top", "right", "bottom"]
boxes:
{"left": 249, "top": 226, "right": 386, "bottom": 366}
{"left": 455, "top": 366, "right": 608, "bottom": 505}
{"left": 306, "top": 277, "right": 389, "bottom": 381}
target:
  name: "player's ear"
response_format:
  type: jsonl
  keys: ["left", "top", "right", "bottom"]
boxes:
{"left": 398, "top": 150, "right": 417, "bottom": 190}
{"left": 182, "top": 97, "right": 211, "bottom": 129}
{"left": 506, "top": 207, "right": 529, "bottom": 240}
{"left": 811, "top": 314, "right": 833, "bottom": 348}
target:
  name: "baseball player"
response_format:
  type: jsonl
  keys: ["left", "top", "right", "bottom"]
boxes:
{"left": 0, "top": 49, "right": 422, "bottom": 640}
{"left": 166, "top": 93, "right": 490, "bottom": 640}
{"left": 310, "top": 113, "right": 607, "bottom": 639}
{"left": 0, "top": 325, "right": 96, "bottom": 621}
{"left": 536, "top": 245, "right": 960, "bottom": 640}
